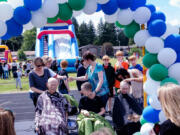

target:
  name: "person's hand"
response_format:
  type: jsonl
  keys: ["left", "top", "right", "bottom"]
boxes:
{"left": 81, "top": 110, "right": 90, "bottom": 117}
{"left": 62, "top": 76, "right": 67, "bottom": 80}
{"left": 124, "top": 78, "right": 133, "bottom": 82}
{"left": 68, "top": 77, "right": 75, "bottom": 82}
{"left": 35, "top": 127, "right": 39, "bottom": 133}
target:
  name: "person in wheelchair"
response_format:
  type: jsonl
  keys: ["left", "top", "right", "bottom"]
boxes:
{"left": 79, "top": 82, "right": 106, "bottom": 116}
{"left": 35, "top": 78, "right": 71, "bottom": 135}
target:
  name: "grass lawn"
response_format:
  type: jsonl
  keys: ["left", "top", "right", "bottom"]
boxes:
{"left": 0, "top": 57, "right": 142, "bottom": 94}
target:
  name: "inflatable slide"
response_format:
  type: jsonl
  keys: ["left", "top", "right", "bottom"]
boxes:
{"left": 35, "top": 19, "right": 79, "bottom": 72}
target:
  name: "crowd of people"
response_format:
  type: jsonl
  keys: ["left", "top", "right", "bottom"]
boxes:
{"left": 1, "top": 50, "right": 180, "bottom": 135}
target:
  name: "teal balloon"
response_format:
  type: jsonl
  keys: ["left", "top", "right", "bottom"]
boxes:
{"left": 140, "top": 115, "right": 148, "bottom": 125}
{"left": 124, "top": 21, "right": 140, "bottom": 38}
{"left": 58, "top": 3, "right": 72, "bottom": 21}
{"left": 115, "top": 21, "right": 125, "bottom": 28}
{"left": 68, "top": 0, "right": 85, "bottom": 11}
{"left": 47, "top": 14, "right": 58, "bottom": 23}
{"left": 160, "top": 78, "right": 179, "bottom": 86}
{"left": 143, "top": 53, "right": 159, "bottom": 68}
{"left": 133, "top": 132, "right": 141, "bottom": 135}
{"left": 149, "top": 64, "right": 168, "bottom": 81}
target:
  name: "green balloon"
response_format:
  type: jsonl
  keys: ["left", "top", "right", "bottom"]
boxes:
{"left": 124, "top": 21, "right": 140, "bottom": 38}
{"left": 47, "top": 14, "right": 58, "bottom": 23}
{"left": 115, "top": 21, "right": 125, "bottom": 28}
{"left": 149, "top": 64, "right": 168, "bottom": 81}
{"left": 145, "top": 49, "right": 149, "bottom": 54}
{"left": 160, "top": 78, "right": 179, "bottom": 86}
{"left": 68, "top": 0, "right": 85, "bottom": 11}
{"left": 133, "top": 132, "right": 141, "bottom": 135}
{"left": 143, "top": 53, "right": 159, "bottom": 68}
{"left": 140, "top": 116, "right": 148, "bottom": 125}
{"left": 58, "top": 3, "right": 72, "bottom": 21}
{"left": 0, "top": 0, "right": 7, "bottom": 2}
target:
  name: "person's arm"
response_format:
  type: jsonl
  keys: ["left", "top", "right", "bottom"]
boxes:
{"left": 48, "top": 68, "right": 66, "bottom": 80}
{"left": 98, "top": 107, "right": 105, "bottom": 116}
{"left": 69, "top": 74, "right": 88, "bottom": 82}
{"left": 94, "top": 71, "right": 104, "bottom": 93}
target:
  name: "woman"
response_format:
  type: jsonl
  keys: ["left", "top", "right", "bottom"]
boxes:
{"left": 3, "top": 62, "right": 9, "bottom": 79}
{"left": 69, "top": 51, "right": 109, "bottom": 108}
{"left": 0, "top": 108, "right": 16, "bottom": 135}
{"left": 157, "top": 83, "right": 180, "bottom": 135}
{"left": 29, "top": 57, "right": 65, "bottom": 106}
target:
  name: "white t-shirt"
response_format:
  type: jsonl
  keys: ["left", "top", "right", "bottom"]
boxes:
{"left": 12, "top": 62, "right": 17, "bottom": 67}
{"left": 26, "top": 63, "right": 31, "bottom": 70}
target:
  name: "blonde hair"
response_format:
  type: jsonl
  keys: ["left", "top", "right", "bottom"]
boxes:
{"left": 90, "top": 128, "right": 113, "bottom": 135}
{"left": 102, "top": 55, "right": 110, "bottom": 60}
{"left": 0, "top": 109, "right": 16, "bottom": 135}
{"left": 115, "top": 51, "right": 124, "bottom": 57}
{"left": 128, "top": 55, "right": 136, "bottom": 61}
{"left": 158, "top": 83, "right": 180, "bottom": 126}
{"left": 60, "top": 60, "right": 68, "bottom": 68}
{"left": 42, "top": 56, "right": 52, "bottom": 65}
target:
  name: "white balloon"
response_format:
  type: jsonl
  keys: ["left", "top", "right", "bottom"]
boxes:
{"left": 134, "top": 7, "right": 151, "bottom": 24}
{"left": 117, "top": 9, "right": 133, "bottom": 25}
{"left": 73, "top": 10, "right": 82, "bottom": 17}
{"left": 140, "top": 123, "right": 154, "bottom": 135}
{"left": 31, "top": 10, "right": 47, "bottom": 28}
{"left": 168, "top": 63, "right": 180, "bottom": 81}
{"left": 146, "top": 69, "right": 150, "bottom": 79}
{"left": 161, "top": 24, "right": 179, "bottom": 39}
{"left": 158, "top": 48, "right": 177, "bottom": 68}
{"left": 97, "top": 0, "right": 109, "bottom": 4}
{"left": 145, "top": 37, "right": 164, "bottom": 54}
{"left": 83, "top": 0, "right": 97, "bottom": 15}
{"left": 0, "top": 20, "right": 7, "bottom": 37}
{"left": 0, "top": 2, "right": 13, "bottom": 21}
{"left": 144, "top": 78, "right": 160, "bottom": 96}
{"left": 134, "top": 30, "right": 151, "bottom": 47}
{"left": 41, "top": 0, "right": 59, "bottom": 18}
{"left": 159, "top": 111, "right": 167, "bottom": 124}
{"left": 104, "top": 9, "right": 119, "bottom": 23}
{"left": 149, "top": 95, "right": 161, "bottom": 110}
{"left": 55, "top": 0, "right": 67, "bottom": 4}
{"left": 23, "top": 21, "right": 34, "bottom": 30}
{"left": 8, "top": 0, "right": 24, "bottom": 9}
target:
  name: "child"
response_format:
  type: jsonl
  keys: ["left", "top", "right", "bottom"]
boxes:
{"left": 114, "top": 51, "right": 129, "bottom": 93}
{"left": 102, "top": 55, "right": 115, "bottom": 115}
{"left": 79, "top": 82, "right": 105, "bottom": 116}
{"left": 58, "top": 60, "right": 70, "bottom": 94}
{"left": 128, "top": 55, "right": 143, "bottom": 72}
{"left": 15, "top": 68, "right": 22, "bottom": 90}
{"left": 113, "top": 81, "right": 142, "bottom": 135}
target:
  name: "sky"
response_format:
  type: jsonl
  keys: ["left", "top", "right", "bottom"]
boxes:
{"left": 75, "top": 0, "right": 180, "bottom": 29}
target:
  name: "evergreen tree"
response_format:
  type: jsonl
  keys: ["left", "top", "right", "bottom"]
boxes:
{"left": 87, "top": 20, "right": 96, "bottom": 44}
{"left": 21, "top": 28, "right": 36, "bottom": 51}
{"left": 71, "top": 17, "right": 79, "bottom": 38}
{"left": 78, "top": 22, "right": 89, "bottom": 46}
{"left": 117, "top": 30, "right": 129, "bottom": 46}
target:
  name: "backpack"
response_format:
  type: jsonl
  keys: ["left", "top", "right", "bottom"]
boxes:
{"left": 13, "top": 72, "right": 18, "bottom": 78}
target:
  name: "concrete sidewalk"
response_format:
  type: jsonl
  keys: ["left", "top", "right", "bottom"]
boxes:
{"left": 15, "top": 121, "right": 35, "bottom": 135}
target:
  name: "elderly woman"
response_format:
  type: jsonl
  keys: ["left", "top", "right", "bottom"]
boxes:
{"left": 157, "top": 83, "right": 180, "bottom": 135}
{"left": 35, "top": 78, "right": 71, "bottom": 135}
{"left": 69, "top": 51, "right": 109, "bottom": 108}
{"left": 29, "top": 57, "right": 66, "bottom": 106}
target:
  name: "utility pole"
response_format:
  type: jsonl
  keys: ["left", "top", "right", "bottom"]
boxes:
{"left": 115, "top": 27, "right": 121, "bottom": 50}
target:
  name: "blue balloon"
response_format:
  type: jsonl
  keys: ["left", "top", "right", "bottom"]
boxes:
{"left": 1, "top": 33, "right": 11, "bottom": 40}
{"left": 101, "top": 0, "right": 118, "bottom": 15}
{"left": 24, "top": 0, "right": 42, "bottom": 11}
{"left": 6, "top": 18, "right": 23, "bottom": 37}
{"left": 165, "top": 34, "right": 180, "bottom": 53}
{"left": 14, "top": 6, "right": 32, "bottom": 25}
{"left": 117, "top": 0, "right": 132, "bottom": 9}
{"left": 146, "top": 4, "right": 156, "bottom": 13}
{"left": 96, "top": 4, "right": 101, "bottom": 12}
{"left": 130, "top": 0, "right": 146, "bottom": 11}
{"left": 147, "top": 11, "right": 166, "bottom": 26}
{"left": 176, "top": 52, "right": 180, "bottom": 62}
{"left": 148, "top": 19, "right": 166, "bottom": 37}
{"left": 143, "top": 106, "right": 160, "bottom": 123}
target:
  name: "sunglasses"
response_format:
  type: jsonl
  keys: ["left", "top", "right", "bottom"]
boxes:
{"left": 103, "top": 59, "right": 109, "bottom": 61}
{"left": 36, "top": 64, "right": 43, "bottom": 67}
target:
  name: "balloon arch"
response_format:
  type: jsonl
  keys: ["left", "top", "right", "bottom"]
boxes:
{"left": 0, "top": 0, "right": 180, "bottom": 134}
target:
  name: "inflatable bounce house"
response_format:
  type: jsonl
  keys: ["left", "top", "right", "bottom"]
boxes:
{"left": 0, "top": 45, "right": 12, "bottom": 63}
{"left": 35, "top": 19, "right": 79, "bottom": 72}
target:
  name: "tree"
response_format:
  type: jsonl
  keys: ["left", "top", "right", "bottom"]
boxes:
{"left": 21, "top": 28, "right": 36, "bottom": 51}
{"left": 78, "top": 22, "right": 89, "bottom": 46}
{"left": 117, "top": 30, "right": 129, "bottom": 46}
{"left": 17, "top": 49, "right": 27, "bottom": 61}
{"left": 2, "top": 36, "right": 23, "bottom": 51}
{"left": 87, "top": 20, "right": 96, "bottom": 44}
{"left": 72, "top": 17, "right": 79, "bottom": 36}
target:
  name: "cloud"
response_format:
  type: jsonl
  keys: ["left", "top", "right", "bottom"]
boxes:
{"left": 168, "top": 19, "right": 180, "bottom": 26}
{"left": 169, "top": 0, "right": 180, "bottom": 8}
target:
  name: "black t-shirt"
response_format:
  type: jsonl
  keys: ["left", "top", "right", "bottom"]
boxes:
{"left": 58, "top": 69, "right": 68, "bottom": 90}
{"left": 79, "top": 96, "right": 104, "bottom": 114}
